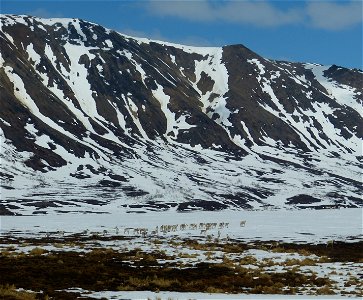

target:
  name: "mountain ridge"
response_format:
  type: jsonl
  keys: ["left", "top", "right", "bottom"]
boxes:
{"left": 0, "top": 14, "right": 362, "bottom": 215}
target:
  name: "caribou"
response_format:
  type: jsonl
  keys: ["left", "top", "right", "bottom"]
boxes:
{"left": 326, "top": 240, "right": 334, "bottom": 248}
{"left": 240, "top": 220, "right": 246, "bottom": 227}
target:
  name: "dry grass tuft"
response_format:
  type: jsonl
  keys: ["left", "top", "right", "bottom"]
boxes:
{"left": 29, "top": 247, "right": 47, "bottom": 256}
{"left": 0, "top": 284, "right": 38, "bottom": 300}
{"left": 316, "top": 285, "right": 335, "bottom": 295}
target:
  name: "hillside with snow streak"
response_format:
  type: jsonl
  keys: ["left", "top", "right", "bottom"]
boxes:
{"left": 0, "top": 14, "right": 362, "bottom": 215}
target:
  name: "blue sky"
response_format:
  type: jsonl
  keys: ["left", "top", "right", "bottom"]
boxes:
{"left": 1, "top": 0, "right": 362, "bottom": 69}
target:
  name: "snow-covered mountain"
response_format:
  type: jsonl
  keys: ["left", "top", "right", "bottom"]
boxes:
{"left": 0, "top": 14, "right": 362, "bottom": 215}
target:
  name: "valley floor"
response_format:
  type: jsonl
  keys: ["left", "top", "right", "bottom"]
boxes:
{"left": 0, "top": 208, "right": 362, "bottom": 299}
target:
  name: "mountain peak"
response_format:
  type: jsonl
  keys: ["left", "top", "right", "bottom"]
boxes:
{"left": 1, "top": 14, "right": 362, "bottom": 215}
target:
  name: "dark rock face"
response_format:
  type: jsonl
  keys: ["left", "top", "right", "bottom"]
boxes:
{"left": 0, "top": 15, "right": 362, "bottom": 214}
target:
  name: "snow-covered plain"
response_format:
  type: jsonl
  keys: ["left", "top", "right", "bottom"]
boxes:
{"left": 65, "top": 289, "right": 358, "bottom": 299}
{"left": 1, "top": 208, "right": 361, "bottom": 243}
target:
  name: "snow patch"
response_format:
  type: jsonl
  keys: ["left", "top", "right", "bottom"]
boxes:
{"left": 305, "top": 64, "right": 363, "bottom": 117}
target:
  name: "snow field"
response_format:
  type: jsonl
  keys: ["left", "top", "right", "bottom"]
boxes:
{"left": 1, "top": 208, "right": 361, "bottom": 243}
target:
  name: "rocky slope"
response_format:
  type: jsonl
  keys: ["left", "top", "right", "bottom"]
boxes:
{"left": 0, "top": 14, "right": 362, "bottom": 215}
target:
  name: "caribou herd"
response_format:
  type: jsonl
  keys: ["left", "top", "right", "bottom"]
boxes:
{"left": 49, "top": 220, "right": 335, "bottom": 248}
{"left": 119, "top": 220, "right": 247, "bottom": 238}
{"left": 51, "top": 220, "right": 248, "bottom": 239}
